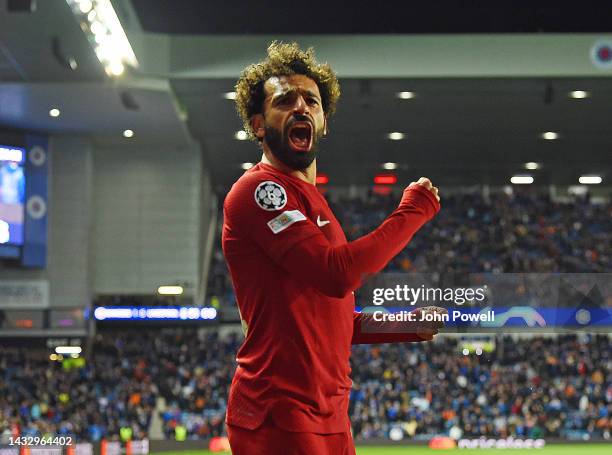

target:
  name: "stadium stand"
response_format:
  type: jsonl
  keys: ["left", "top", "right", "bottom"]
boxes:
{"left": 206, "top": 188, "right": 611, "bottom": 309}
{"left": 1, "top": 188, "right": 610, "bottom": 443}
{"left": 1, "top": 332, "right": 610, "bottom": 442}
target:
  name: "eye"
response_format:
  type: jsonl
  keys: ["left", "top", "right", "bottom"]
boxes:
{"left": 307, "top": 97, "right": 319, "bottom": 106}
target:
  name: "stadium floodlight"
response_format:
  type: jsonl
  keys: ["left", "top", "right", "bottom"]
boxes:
{"left": 569, "top": 90, "right": 590, "bottom": 99}
{"left": 241, "top": 162, "right": 254, "bottom": 170}
{"left": 55, "top": 346, "right": 82, "bottom": 355}
{"left": 224, "top": 91, "right": 237, "bottom": 100}
{"left": 541, "top": 131, "right": 559, "bottom": 140}
{"left": 49, "top": 108, "right": 61, "bottom": 117}
{"left": 579, "top": 175, "right": 602, "bottom": 185}
{"left": 65, "top": 0, "right": 138, "bottom": 78}
{"left": 387, "top": 132, "right": 404, "bottom": 140}
{"left": 78, "top": 0, "right": 93, "bottom": 13}
{"left": 382, "top": 162, "right": 398, "bottom": 170}
{"left": 235, "top": 130, "right": 248, "bottom": 141}
{"left": 524, "top": 162, "right": 541, "bottom": 170}
{"left": 122, "top": 129, "right": 134, "bottom": 138}
{"left": 157, "top": 285, "right": 184, "bottom": 295}
{"left": 510, "top": 175, "right": 534, "bottom": 185}
{"left": 396, "top": 91, "right": 415, "bottom": 99}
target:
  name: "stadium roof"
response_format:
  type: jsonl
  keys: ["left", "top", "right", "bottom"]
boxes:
{"left": 131, "top": 1, "right": 612, "bottom": 35}
{"left": 0, "top": 1, "right": 610, "bottom": 186}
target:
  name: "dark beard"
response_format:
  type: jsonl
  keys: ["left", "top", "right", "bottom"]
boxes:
{"left": 264, "top": 122, "right": 322, "bottom": 171}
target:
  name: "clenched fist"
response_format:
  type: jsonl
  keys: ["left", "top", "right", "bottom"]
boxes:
{"left": 409, "top": 306, "right": 448, "bottom": 341}
{"left": 409, "top": 177, "right": 440, "bottom": 202}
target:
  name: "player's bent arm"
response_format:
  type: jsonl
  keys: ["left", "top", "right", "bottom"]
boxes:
{"left": 279, "top": 184, "right": 440, "bottom": 298}
{"left": 351, "top": 307, "right": 445, "bottom": 344}
{"left": 352, "top": 312, "right": 424, "bottom": 344}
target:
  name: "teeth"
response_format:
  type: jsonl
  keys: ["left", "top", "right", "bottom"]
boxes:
{"left": 289, "top": 124, "right": 311, "bottom": 149}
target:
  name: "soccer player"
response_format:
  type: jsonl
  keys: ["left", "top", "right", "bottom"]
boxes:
{"left": 222, "top": 42, "right": 443, "bottom": 455}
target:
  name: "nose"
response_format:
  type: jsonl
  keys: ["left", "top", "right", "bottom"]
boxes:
{"left": 292, "top": 95, "right": 309, "bottom": 115}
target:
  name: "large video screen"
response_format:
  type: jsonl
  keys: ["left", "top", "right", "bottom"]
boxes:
{"left": 0, "top": 146, "right": 26, "bottom": 246}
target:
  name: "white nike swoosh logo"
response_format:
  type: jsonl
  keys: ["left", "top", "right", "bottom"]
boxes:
{"left": 317, "top": 215, "right": 330, "bottom": 227}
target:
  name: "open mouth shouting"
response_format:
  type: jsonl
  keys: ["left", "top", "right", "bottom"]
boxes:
{"left": 287, "top": 121, "right": 313, "bottom": 153}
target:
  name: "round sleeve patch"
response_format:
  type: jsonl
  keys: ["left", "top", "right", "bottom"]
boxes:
{"left": 254, "top": 181, "right": 287, "bottom": 211}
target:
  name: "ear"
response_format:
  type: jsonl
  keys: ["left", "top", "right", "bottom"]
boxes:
{"left": 250, "top": 114, "right": 265, "bottom": 141}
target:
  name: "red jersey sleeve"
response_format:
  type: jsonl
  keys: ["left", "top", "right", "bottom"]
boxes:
{"left": 224, "top": 174, "right": 322, "bottom": 264}
{"left": 281, "top": 183, "right": 439, "bottom": 297}
{"left": 225, "top": 174, "right": 440, "bottom": 300}
{"left": 351, "top": 311, "right": 424, "bottom": 344}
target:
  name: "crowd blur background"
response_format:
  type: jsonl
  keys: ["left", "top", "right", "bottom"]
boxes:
{"left": 0, "top": 0, "right": 611, "bottom": 450}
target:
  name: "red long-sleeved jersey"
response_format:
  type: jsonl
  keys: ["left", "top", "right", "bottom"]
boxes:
{"left": 222, "top": 162, "right": 440, "bottom": 433}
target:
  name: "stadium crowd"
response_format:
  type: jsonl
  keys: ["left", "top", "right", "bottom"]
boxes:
{"left": 349, "top": 334, "right": 610, "bottom": 441}
{"left": 0, "top": 329, "right": 239, "bottom": 443}
{"left": 1, "top": 332, "right": 610, "bottom": 442}
{"left": 1, "top": 187, "right": 610, "bottom": 443}
{"left": 207, "top": 188, "right": 611, "bottom": 308}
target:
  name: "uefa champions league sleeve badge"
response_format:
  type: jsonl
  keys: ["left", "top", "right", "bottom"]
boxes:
{"left": 254, "top": 181, "right": 288, "bottom": 211}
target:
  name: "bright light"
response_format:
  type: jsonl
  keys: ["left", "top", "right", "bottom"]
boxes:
{"left": 316, "top": 173, "right": 329, "bottom": 185}
{"left": 568, "top": 185, "right": 588, "bottom": 196}
{"left": 49, "top": 354, "right": 58, "bottom": 361}
{"left": 224, "top": 91, "right": 237, "bottom": 100}
{"left": 382, "top": 162, "right": 398, "bottom": 170}
{"left": 55, "top": 346, "right": 82, "bottom": 355}
{"left": 524, "top": 162, "right": 541, "bottom": 170}
{"left": 95, "top": 42, "right": 112, "bottom": 61}
{"left": 108, "top": 60, "right": 124, "bottom": 76}
{"left": 541, "top": 131, "right": 559, "bottom": 140}
{"left": 122, "top": 129, "right": 134, "bottom": 138}
{"left": 235, "top": 130, "right": 248, "bottom": 140}
{"left": 579, "top": 175, "right": 602, "bottom": 185}
{"left": 94, "top": 306, "right": 217, "bottom": 321}
{"left": 374, "top": 174, "right": 398, "bottom": 185}
{"left": 510, "top": 175, "right": 534, "bottom": 185}
{"left": 49, "top": 108, "right": 61, "bottom": 117}
{"left": 201, "top": 308, "right": 218, "bottom": 320}
{"left": 569, "top": 90, "right": 589, "bottom": 99}
{"left": 475, "top": 347, "right": 483, "bottom": 356}
{"left": 66, "top": 0, "right": 139, "bottom": 77}
{"left": 157, "top": 285, "right": 184, "bottom": 295}
{"left": 0, "top": 146, "right": 24, "bottom": 162}
{"left": 462, "top": 348, "right": 470, "bottom": 356}
{"left": 79, "top": 0, "right": 93, "bottom": 13}
{"left": 388, "top": 132, "right": 404, "bottom": 141}
{"left": 397, "top": 91, "right": 415, "bottom": 99}
{"left": 94, "top": 307, "right": 133, "bottom": 320}
{"left": 241, "top": 162, "right": 254, "bottom": 170}
{"left": 89, "top": 21, "right": 105, "bottom": 36}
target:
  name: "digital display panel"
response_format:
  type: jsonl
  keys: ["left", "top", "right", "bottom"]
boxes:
{"left": 0, "top": 145, "right": 26, "bottom": 246}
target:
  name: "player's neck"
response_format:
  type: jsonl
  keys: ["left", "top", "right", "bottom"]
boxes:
{"left": 261, "top": 150, "right": 316, "bottom": 186}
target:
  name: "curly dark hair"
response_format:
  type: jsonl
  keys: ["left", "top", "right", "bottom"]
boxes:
{"left": 235, "top": 41, "right": 341, "bottom": 140}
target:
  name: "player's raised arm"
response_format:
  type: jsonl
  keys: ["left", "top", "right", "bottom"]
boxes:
{"left": 283, "top": 179, "right": 439, "bottom": 297}
{"left": 225, "top": 176, "right": 440, "bottom": 298}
